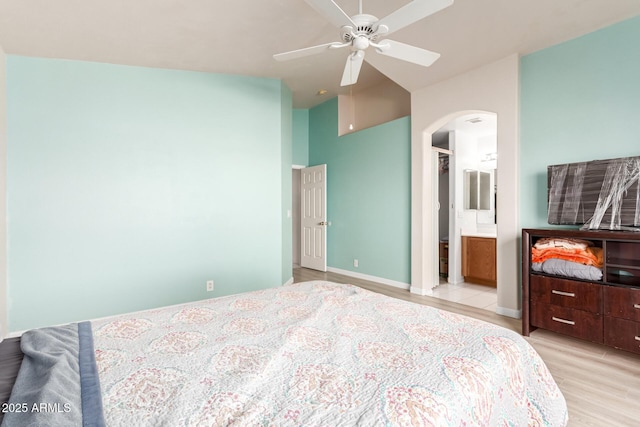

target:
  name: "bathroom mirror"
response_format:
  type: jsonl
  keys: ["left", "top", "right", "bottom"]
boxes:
{"left": 465, "top": 170, "right": 491, "bottom": 211}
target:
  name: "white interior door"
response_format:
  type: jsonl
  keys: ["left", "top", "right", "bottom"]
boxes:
{"left": 301, "top": 164, "right": 327, "bottom": 271}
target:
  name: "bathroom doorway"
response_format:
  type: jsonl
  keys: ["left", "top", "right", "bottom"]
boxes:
{"left": 431, "top": 112, "right": 498, "bottom": 312}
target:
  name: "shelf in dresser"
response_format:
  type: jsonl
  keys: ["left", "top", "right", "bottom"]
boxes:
{"left": 603, "top": 273, "right": 640, "bottom": 288}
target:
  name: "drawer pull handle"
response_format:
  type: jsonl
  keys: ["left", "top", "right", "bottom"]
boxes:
{"left": 634, "top": 304, "right": 640, "bottom": 310}
{"left": 635, "top": 336, "right": 640, "bottom": 342}
{"left": 552, "top": 316, "right": 575, "bottom": 326}
{"left": 552, "top": 290, "right": 575, "bottom": 297}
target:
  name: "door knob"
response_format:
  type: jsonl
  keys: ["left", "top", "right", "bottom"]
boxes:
{"left": 319, "top": 221, "right": 327, "bottom": 226}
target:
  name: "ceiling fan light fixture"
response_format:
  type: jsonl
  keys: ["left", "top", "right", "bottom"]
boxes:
{"left": 352, "top": 36, "right": 370, "bottom": 51}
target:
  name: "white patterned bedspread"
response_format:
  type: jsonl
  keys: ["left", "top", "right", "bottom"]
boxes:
{"left": 92, "top": 281, "right": 568, "bottom": 426}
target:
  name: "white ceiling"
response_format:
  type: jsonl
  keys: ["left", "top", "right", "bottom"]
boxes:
{"left": 0, "top": 0, "right": 639, "bottom": 108}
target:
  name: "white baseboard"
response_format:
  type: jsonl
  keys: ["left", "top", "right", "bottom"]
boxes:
{"left": 496, "top": 306, "right": 521, "bottom": 319}
{"left": 326, "top": 267, "right": 410, "bottom": 290}
{"left": 282, "top": 277, "right": 294, "bottom": 286}
{"left": 409, "top": 286, "right": 434, "bottom": 296}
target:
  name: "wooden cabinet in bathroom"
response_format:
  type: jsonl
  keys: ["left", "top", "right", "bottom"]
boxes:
{"left": 461, "top": 236, "right": 497, "bottom": 287}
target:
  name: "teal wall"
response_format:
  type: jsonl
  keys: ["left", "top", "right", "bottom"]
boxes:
{"left": 292, "top": 109, "right": 309, "bottom": 166}
{"left": 520, "top": 16, "right": 640, "bottom": 228}
{"left": 309, "top": 98, "right": 411, "bottom": 283}
{"left": 7, "top": 57, "right": 290, "bottom": 331}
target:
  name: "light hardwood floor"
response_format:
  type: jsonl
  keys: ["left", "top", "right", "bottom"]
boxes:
{"left": 293, "top": 267, "right": 640, "bottom": 427}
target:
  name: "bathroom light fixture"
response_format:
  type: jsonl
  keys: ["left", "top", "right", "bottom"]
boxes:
{"left": 482, "top": 152, "right": 498, "bottom": 162}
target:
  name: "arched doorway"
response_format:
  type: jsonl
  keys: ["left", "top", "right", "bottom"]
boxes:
{"left": 431, "top": 112, "right": 498, "bottom": 311}
{"left": 410, "top": 108, "right": 521, "bottom": 319}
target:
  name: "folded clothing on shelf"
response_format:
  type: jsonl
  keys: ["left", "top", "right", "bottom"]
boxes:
{"left": 532, "top": 237, "right": 603, "bottom": 268}
{"left": 532, "top": 259, "right": 603, "bottom": 281}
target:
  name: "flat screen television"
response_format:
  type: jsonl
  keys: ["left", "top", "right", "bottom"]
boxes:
{"left": 547, "top": 156, "right": 640, "bottom": 230}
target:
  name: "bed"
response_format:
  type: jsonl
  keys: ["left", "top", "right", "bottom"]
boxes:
{"left": 2, "top": 280, "right": 568, "bottom": 426}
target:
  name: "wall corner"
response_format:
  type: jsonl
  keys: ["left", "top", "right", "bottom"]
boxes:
{"left": 0, "top": 46, "right": 7, "bottom": 339}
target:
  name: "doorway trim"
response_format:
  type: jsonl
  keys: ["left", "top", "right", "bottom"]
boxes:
{"left": 291, "top": 166, "right": 304, "bottom": 269}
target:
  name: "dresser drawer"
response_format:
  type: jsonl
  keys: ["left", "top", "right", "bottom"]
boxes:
{"left": 604, "top": 316, "right": 640, "bottom": 355}
{"left": 604, "top": 286, "right": 640, "bottom": 321}
{"left": 530, "top": 275, "right": 602, "bottom": 313}
{"left": 531, "top": 301, "right": 603, "bottom": 343}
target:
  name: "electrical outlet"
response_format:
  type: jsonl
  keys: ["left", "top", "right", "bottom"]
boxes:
{"left": 206, "top": 280, "right": 214, "bottom": 292}
{"left": 353, "top": 259, "right": 358, "bottom": 268}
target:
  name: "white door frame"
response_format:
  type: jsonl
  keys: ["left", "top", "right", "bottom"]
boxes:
{"left": 432, "top": 146, "right": 455, "bottom": 290}
{"left": 430, "top": 148, "right": 442, "bottom": 291}
{"left": 291, "top": 165, "right": 305, "bottom": 268}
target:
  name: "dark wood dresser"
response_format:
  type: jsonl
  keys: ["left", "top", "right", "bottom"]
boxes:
{"left": 522, "top": 228, "right": 640, "bottom": 355}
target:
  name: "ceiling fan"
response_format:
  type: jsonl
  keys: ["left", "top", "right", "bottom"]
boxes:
{"left": 274, "top": 0, "right": 454, "bottom": 86}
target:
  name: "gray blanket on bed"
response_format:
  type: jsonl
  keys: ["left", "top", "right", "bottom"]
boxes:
{"left": 1, "top": 322, "right": 104, "bottom": 427}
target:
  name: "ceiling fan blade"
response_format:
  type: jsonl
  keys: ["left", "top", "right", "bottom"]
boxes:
{"left": 340, "top": 51, "right": 365, "bottom": 86}
{"left": 374, "top": 39, "right": 440, "bottom": 67}
{"left": 376, "top": 0, "right": 453, "bottom": 36}
{"left": 304, "top": 0, "right": 356, "bottom": 28}
{"left": 273, "top": 42, "right": 338, "bottom": 62}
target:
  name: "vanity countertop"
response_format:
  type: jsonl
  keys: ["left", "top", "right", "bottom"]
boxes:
{"left": 461, "top": 232, "right": 497, "bottom": 239}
